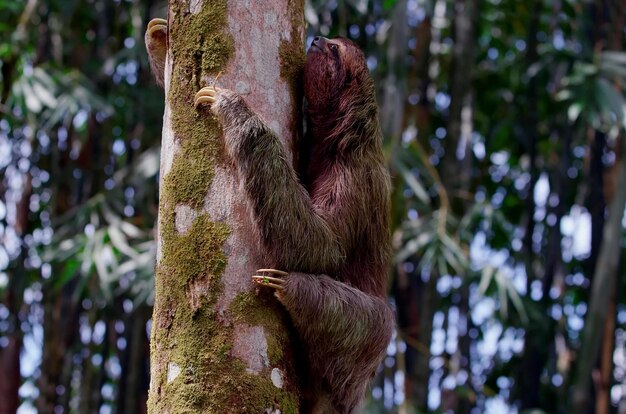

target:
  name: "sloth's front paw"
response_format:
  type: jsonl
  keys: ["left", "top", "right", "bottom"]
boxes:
{"left": 194, "top": 86, "right": 221, "bottom": 108}
{"left": 145, "top": 18, "right": 167, "bottom": 49}
{"left": 252, "top": 269, "right": 289, "bottom": 301}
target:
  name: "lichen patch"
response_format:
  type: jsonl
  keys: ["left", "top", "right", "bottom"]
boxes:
{"left": 271, "top": 368, "right": 284, "bottom": 389}
{"left": 167, "top": 362, "right": 181, "bottom": 383}
{"left": 189, "top": 0, "right": 202, "bottom": 14}
{"left": 174, "top": 204, "right": 198, "bottom": 234}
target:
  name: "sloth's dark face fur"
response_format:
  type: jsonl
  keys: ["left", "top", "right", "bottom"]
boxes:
{"left": 304, "top": 36, "right": 368, "bottom": 111}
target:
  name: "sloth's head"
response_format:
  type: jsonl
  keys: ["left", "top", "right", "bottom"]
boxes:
{"left": 304, "top": 36, "right": 370, "bottom": 111}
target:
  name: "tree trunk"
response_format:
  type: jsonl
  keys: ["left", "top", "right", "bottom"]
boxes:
{"left": 147, "top": 1, "right": 304, "bottom": 412}
{"left": 571, "top": 137, "right": 626, "bottom": 414}
{"left": 595, "top": 6, "right": 625, "bottom": 412}
{"left": 120, "top": 305, "right": 150, "bottom": 414}
{"left": 443, "top": 0, "right": 478, "bottom": 201}
{"left": 442, "top": 1, "right": 478, "bottom": 412}
{"left": 414, "top": 275, "right": 438, "bottom": 410}
{"left": 0, "top": 335, "right": 21, "bottom": 414}
{"left": 516, "top": 0, "right": 546, "bottom": 408}
{"left": 595, "top": 295, "right": 616, "bottom": 414}
{"left": 380, "top": 0, "right": 409, "bottom": 145}
{"left": 0, "top": 186, "right": 30, "bottom": 414}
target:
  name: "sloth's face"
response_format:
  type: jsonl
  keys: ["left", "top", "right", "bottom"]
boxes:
{"left": 304, "top": 36, "right": 367, "bottom": 109}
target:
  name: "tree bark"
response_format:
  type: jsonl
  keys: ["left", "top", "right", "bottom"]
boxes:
{"left": 147, "top": 1, "right": 304, "bottom": 412}
{"left": 571, "top": 137, "right": 626, "bottom": 414}
{"left": 443, "top": 0, "right": 478, "bottom": 202}
{"left": 121, "top": 305, "right": 150, "bottom": 414}
{"left": 595, "top": 295, "right": 616, "bottom": 414}
{"left": 0, "top": 336, "right": 21, "bottom": 414}
{"left": 380, "top": 0, "right": 409, "bottom": 145}
{"left": 516, "top": 0, "right": 546, "bottom": 408}
{"left": 595, "top": 6, "right": 625, "bottom": 412}
{"left": 443, "top": 1, "right": 479, "bottom": 412}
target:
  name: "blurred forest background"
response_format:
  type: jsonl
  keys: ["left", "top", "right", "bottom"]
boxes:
{"left": 1, "top": 0, "right": 626, "bottom": 413}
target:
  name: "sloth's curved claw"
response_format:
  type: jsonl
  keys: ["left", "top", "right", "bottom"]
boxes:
{"left": 146, "top": 18, "right": 167, "bottom": 38}
{"left": 257, "top": 268, "right": 288, "bottom": 276}
{"left": 148, "top": 18, "right": 167, "bottom": 30}
{"left": 252, "top": 269, "right": 288, "bottom": 290}
{"left": 195, "top": 86, "right": 220, "bottom": 107}
{"left": 252, "top": 276, "right": 283, "bottom": 290}
{"left": 253, "top": 269, "right": 288, "bottom": 301}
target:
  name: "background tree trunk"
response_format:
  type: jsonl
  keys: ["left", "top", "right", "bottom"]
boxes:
{"left": 571, "top": 137, "right": 626, "bottom": 414}
{"left": 147, "top": 1, "right": 304, "bottom": 412}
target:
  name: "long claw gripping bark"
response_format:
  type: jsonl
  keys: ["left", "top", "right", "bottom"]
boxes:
{"left": 194, "top": 87, "right": 218, "bottom": 107}
{"left": 257, "top": 269, "right": 288, "bottom": 276}
{"left": 195, "top": 96, "right": 215, "bottom": 106}
{"left": 252, "top": 275, "right": 284, "bottom": 285}
{"left": 252, "top": 275, "right": 284, "bottom": 290}
{"left": 147, "top": 18, "right": 167, "bottom": 30}
{"left": 147, "top": 18, "right": 167, "bottom": 38}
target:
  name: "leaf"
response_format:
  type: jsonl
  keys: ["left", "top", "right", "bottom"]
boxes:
{"left": 396, "top": 232, "right": 430, "bottom": 263}
{"left": 437, "top": 254, "right": 448, "bottom": 278}
{"left": 495, "top": 270, "right": 508, "bottom": 319}
{"left": 114, "top": 146, "right": 160, "bottom": 183}
{"left": 477, "top": 266, "right": 495, "bottom": 296}
{"left": 116, "top": 249, "right": 155, "bottom": 277}
{"left": 576, "top": 62, "right": 598, "bottom": 76}
{"left": 419, "top": 243, "right": 438, "bottom": 272}
{"left": 601, "top": 51, "right": 626, "bottom": 65}
{"left": 568, "top": 102, "right": 584, "bottom": 122}
{"left": 21, "top": 79, "right": 42, "bottom": 113}
{"left": 108, "top": 225, "right": 139, "bottom": 260}
{"left": 554, "top": 89, "right": 573, "bottom": 101}
{"left": 392, "top": 159, "right": 430, "bottom": 204}
{"left": 119, "top": 221, "right": 144, "bottom": 239}
{"left": 506, "top": 282, "right": 529, "bottom": 324}
{"left": 594, "top": 77, "right": 625, "bottom": 124}
{"left": 92, "top": 232, "right": 113, "bottom": 286}
{"left": 599, "top": 61, "right": 626, "bottom": 80}
{"left": 52, "top": 259, "right": 81, "bottom": 290}
{"left": 440, "top": 233, "right": 469, "bottom": 271}
{"left": 383, "top": 0, "right": 399, "bottom": 10}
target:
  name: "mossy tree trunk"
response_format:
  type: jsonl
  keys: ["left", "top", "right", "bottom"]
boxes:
{"left": 148, "top": 1, "right": 304, "bottom": 413}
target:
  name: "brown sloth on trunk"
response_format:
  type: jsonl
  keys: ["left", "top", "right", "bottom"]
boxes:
{"left": 147, "top": 22, "right": 393, "bottom": 414}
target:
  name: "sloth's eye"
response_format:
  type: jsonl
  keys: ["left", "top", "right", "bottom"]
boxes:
{"left": 329, "top": 44, "right": 338, "bottom": 51}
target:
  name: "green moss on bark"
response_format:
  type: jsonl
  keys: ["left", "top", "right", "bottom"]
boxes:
{"left": 279, "top": 0, "right": 306, "bottom": 165}
{"left": 163, "top": 0, "right": 234, "bottom": 208}
{"left": 150, "top": 202, "right": 231, "bottom": 413}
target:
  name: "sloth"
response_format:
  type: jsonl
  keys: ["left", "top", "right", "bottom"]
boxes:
{"left": 147, "top": 20, "right": 393, "bottom": 414}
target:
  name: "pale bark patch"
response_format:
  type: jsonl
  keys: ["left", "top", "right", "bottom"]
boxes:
{"left": 235, "top": 81, "right": 250, "bottom": 95}
{"left": 271, "top": 368, "right": 284, "bottom": 388}
{"left": 174, "top": 204, "right": 198, "bottom": 234}
{"left": 189, "top": 0, "right": 202, "bottom": 14}
{"left": 216, "top": 1, "right": 297, "bottom": 160}
{"left": 264, "top": 12, "right": 278, "bottom": 29}
{"left": 203, "top": 166, "right": 237, "bottom": 223}
{"left": 167, "top": 362, "right": 181, "bottom": 383}
{"left": 205, "top": 166, "right": 263, "bottom": 314}
{"left": 156, "top": 51, "right": 175, "bottom": 264}
{"left": 270, "top": 120, "right": 282, "bottom": 139}
{"left": 232, "top": 324, "right": 269, "bottom": 374}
